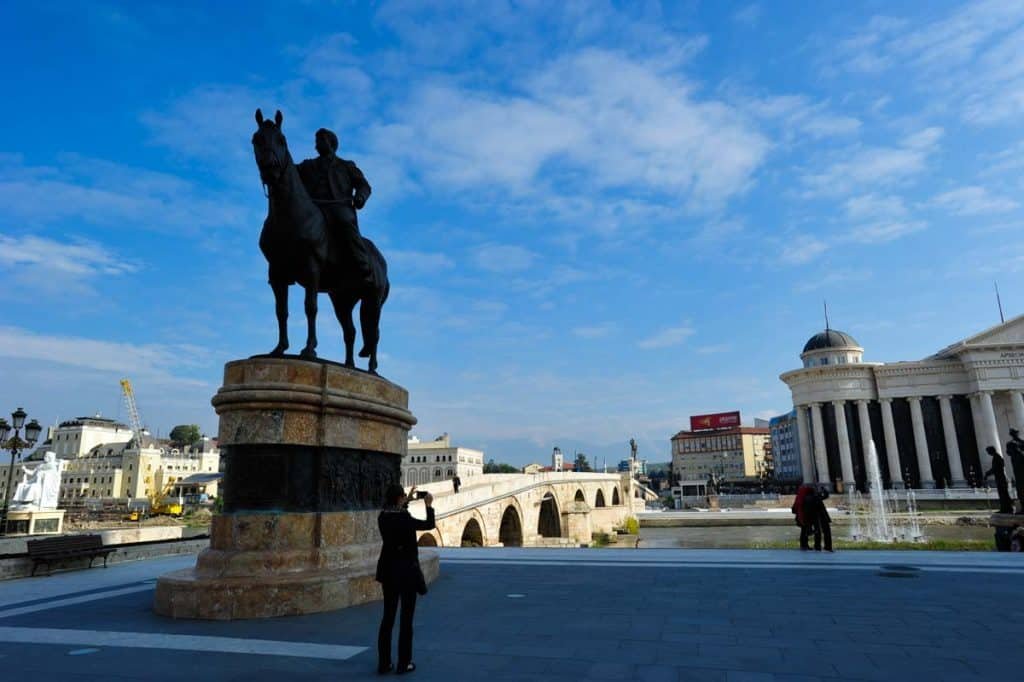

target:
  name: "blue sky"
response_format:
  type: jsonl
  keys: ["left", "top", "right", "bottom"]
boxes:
{"left": 2, "top": 1, "right": 1024, "bottom": 466}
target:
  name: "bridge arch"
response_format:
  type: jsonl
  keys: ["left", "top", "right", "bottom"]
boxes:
{"left": 612, "top": 487, "right": 621, "bottom": 505}
{"left": 417, "top": 532, "right": 440, "bottom": 547}
{"left": 574, "top": 489, "right": 585, "bottom": 502}
{"left": 595, "top": 489, "right": 606, "bottom": 507}
{"left": 498, "top": 504, "right": 523, "bottom": 547}
{"left": 460, "top": 517, "right": 484, "bottom": 547}
{"left": 537, "top": 491, "right": 562, "bottom": 538}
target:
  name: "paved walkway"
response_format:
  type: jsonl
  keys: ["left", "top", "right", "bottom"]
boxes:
{"left": 1, "top": 548, "right": 1022, "bottom": 681}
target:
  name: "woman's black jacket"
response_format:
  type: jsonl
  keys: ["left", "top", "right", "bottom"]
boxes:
{"left": 375, "top": 505, "right": 436, "bottom": 589}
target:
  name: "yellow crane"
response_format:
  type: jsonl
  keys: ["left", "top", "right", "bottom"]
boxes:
{"left": 119, "top": 379, "right": 184, "bottom": 519}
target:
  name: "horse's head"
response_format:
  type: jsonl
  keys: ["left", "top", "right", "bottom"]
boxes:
{"left": 252, "top": 108, "right": 291, "bottom": 186}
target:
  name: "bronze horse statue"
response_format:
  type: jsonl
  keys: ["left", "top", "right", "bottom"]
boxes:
{"left": 251, "top": 109, "right": 389, "bottom": 373}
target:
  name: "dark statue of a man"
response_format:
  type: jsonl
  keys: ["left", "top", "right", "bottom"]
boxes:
{"left": 1006, "top": 429, "right": 1024, "bottom": 514}
{"left": 984, "top": 445, "right": 1014, "bottom": 514}
{"left": 252, "top": 110, "right": 389, "bottom": 372}
{"left": 297, "top": 128, "right": 375, "bottom": 288}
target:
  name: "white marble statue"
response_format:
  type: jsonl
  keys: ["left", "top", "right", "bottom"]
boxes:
{"left": 11, "top": 451, "right": 63, "bottom": 510}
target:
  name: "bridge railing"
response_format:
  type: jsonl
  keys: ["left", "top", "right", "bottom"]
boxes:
{"left": 409, "top": 472, "right": 628, "bottom": 521}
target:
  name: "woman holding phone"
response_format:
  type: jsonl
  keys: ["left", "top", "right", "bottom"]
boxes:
{"left": 376, "top": 484, "right": 435, "bottom": 674}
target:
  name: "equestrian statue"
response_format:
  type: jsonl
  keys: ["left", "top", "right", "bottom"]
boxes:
{"left": 251, "top": 109, "right": 389, "bottom": 373}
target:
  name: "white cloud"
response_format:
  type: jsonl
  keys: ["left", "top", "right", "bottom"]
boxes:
{"left": 839, "top": 193, "right": 926, "bottom": 244}
{"left": 801, "top": 127, "right": 943, "bottom": 197}
{"left": 0, "top": 326, "right": 208, "bottom": 380}
{"left": 779, "top": 237, "right": 829, "bottom": 265}
{"left": 0, "top": 233, "right": 139, "bottom": 296}
{"left": 931, "top": 186, "right": 1019, "bottom": 216}
{"left": 741, "top": 94, "right": 861, "bottom": 140}
{"left": 386, "top": 249, "right": 456, "bottom": 274}
{"left": 0, "top": 154, "right": 253, "bottom": 237}
{"left": 846, "top": 220, "right": 926, "bottom": 244}
{"left": 638, "top": 323, "right": 694, "bottom": 350}
{"left": 370, "top": 48, "right": 770, "bottom": 215}
{"left": 829, "top": 3, "right": 1024, "bottom": 125}
{"left": 472, "top": 244, "right": 537, "bottom": 273}
{"left": 794, "top": 267, "right": 873, "bottom": 293}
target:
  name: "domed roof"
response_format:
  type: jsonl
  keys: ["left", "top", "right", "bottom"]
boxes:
{"left": 802, "top": 329, "right": 860, "bottom": 353}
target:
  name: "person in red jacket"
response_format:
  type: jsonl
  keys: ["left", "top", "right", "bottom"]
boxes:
{"left": 376, "top": 484, "right": 435, "bottom": 675}
{"left": 792, "top": 484, "right": 815, "bottom": 550}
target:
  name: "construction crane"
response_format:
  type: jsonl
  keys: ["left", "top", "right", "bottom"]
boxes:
{"left": 119, "top": 378, "right": 145, "bottom": 447}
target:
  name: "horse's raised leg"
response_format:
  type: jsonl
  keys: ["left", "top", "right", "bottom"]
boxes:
{"left": 300, "top": 281, "right": 318, "bottom": 359}
{"left": 329, "top": 290, "right": 358, "bottom": 368}
{"left": 359, "top": 296, "right": 383, "bottom": 374}
{"left": 270, "top": 281, "right": 289, "bottom": 356}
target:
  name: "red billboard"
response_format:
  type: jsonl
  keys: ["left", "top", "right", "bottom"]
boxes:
{"left": 690, "top": 411, "right": 741, "bottom": 432}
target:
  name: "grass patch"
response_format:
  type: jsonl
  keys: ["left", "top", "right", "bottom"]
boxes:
{"left": 749, "top": 538, "right": 993, "bottom": 551}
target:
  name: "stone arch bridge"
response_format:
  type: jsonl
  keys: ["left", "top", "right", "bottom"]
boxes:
{"left": 409, "top": 472, "right": 649, "bottom": 548}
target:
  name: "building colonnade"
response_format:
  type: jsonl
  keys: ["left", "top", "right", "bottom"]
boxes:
{"left": 796, "top": 390, "right": 1022, "bottom": 491}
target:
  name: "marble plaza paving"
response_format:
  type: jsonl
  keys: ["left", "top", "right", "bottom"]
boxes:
{"left": 0, "top": 548, "right": 1022, "bottom": 681}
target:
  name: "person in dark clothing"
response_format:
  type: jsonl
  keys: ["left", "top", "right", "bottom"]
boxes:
{"left": 452, "top": 475, "right": 461, "bottom": 494}
{"left": 984, "top": 445, "right": 1014, "bottom": 514}
{"left": 792, "top": 484, "right": 814, "bottom": 550}
{"left": 376, "top": 484, "right": 435, "bottom": 675}
{"left": 1007, "top": 430, "right": 1024, "bottom": 514}
{"left": 807, "top": 486, "right": 833, "bottom": 552}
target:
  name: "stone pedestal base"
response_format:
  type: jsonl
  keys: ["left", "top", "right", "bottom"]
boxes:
{"left": 154, "top": 357, "right": 427, "bottom": 620}
{"left": 5, "top": 509, "right": 65, "bottom": 535}
{"left": 155, "top": 510, "right": 439, "bottom": 619}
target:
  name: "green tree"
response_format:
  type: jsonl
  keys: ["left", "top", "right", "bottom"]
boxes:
{"left": 573, "top": 452, "right": 592, "bottom": 472}
{"left": 484, "top": 459, "right": 520, "bottom": 474}
{"left": 169, "top": 424, "right": 202, "bottom": 446}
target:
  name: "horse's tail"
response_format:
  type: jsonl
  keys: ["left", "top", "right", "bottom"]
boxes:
{"left": 363, "top": 237, "right": 389, "bottom": 304}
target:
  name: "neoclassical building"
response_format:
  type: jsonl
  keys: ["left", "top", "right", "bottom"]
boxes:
{"left": 780, "top": 316, "right": 1024, "bottom": 491}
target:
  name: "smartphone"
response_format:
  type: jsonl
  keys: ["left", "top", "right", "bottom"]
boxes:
{"left": 414, "top": 490, "right": 429, "bottom": 499}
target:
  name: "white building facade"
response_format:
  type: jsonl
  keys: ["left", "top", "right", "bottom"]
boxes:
{"left": 780, "top": 317, "right": 1024, "bottom": 491}
{"left": 0, "top": 417, "right": 220, "bottom": 504}
{"left": 403, "top": 434, "right": 484, "bottom": 487}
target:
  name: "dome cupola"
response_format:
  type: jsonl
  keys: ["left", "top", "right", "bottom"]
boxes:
{"left": 800, "top": 328, "right": 863, "bottom": 367}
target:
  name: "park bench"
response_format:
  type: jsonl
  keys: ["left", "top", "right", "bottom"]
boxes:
{"left": 26, "top": 534, "right": 116, "bottom": 576}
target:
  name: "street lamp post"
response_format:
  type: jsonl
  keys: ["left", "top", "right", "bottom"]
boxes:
{"left": 0, "top": 407, "right": 43, "bottom": 536}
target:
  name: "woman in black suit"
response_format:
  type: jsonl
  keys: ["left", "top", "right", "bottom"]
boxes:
{"left": 377, "top": 484, "right": 435, "bottom": 675}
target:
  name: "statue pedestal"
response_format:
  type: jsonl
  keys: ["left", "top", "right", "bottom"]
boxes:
{"left": 707, "top": 494, "right": 721, "bottom": 512}
{"left": 4, "top": 509, "right": 64, "bottom": 535}
{"left": 154, "top": 357, "right": 436, "bottom": 620}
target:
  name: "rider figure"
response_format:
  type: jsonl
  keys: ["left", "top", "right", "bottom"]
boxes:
{"left": 297, "top": 128, "right": 374, "bottom": 287}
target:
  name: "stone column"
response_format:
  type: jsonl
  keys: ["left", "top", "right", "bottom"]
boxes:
{"left": 809, "top": 403, "right": 830, "bottom": 487}
{"left": 1008, "top": 391, "right": 1024, "bottom": 488}
{"left": 938, "top": 395, "right": 966, "bottom": 487}
{"left": 1011, "top": 392, "right": 1024, "bottom": 432}
{"left": 977, "top": 390, "right": 1002, "bottom": 456}
{"left": 154, "top": 357, "right": 430, "bottom": 620}
{"left": 908, "top": 396, "right": 935, "bottom": 488}
{"left": 833, "top": 400, "right": 855, "bottom": 490}
{"left": 795, "top": 405, "right": 814, "bottom": 484}
{"left": 970, "top": 393, "right": 988, "bottom": 484}
{"left": 880, "top": 399, "right": 903, "bottom": 489}
{"left": 856, "top": 400, "right": 875, "bottom": 486}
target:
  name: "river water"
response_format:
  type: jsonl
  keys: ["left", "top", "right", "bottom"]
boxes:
{"left": 638, "top": 524, "right": 993, "bottom": 549}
